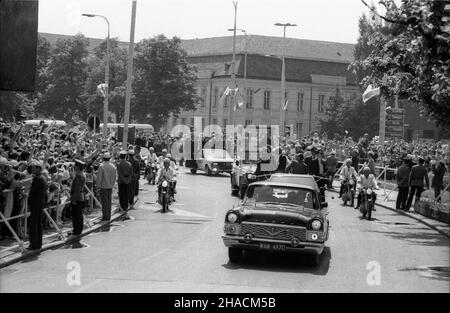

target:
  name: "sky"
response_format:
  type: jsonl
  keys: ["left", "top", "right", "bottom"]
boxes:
{"left": 37, "top": 0, "right": 374, "bottom": 44}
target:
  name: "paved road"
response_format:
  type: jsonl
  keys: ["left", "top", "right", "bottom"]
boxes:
{"left": 1, "top": 169, "right": 449, "bottom": 293}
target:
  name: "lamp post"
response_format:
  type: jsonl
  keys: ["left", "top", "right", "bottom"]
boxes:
{"left": 274, "top": 22, "right": 296, "bottom": 135}
{"left": 229, "top": 1, "right": 238, "bottom": 126}
{"left": 82, "top": 13, "right": 110, "bottom": 140}
{"left": 228, "top": 28, "right": 249, "bottom": 125}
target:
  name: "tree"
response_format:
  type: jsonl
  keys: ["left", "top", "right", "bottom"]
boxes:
{"left": 133, "top": 35, "right": 198, "bottom": 129}
{"left": 319, "top": 88, "right": 345, "bottom": 136}
{"left": 83, "top": 38, "right": 128, "bottom": 122}
{"left": 38, "top": 33, "right": 89, "bottom": 120}
{"left": 352, "top": 0, "right": 450, "bottom": 128}
{"left": 341, "top": 93, "right": 380, "bottom": 139}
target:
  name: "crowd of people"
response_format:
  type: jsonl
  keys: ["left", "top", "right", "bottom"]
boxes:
{"left": 1, "top": 119, "right": 449, "bottom": 251}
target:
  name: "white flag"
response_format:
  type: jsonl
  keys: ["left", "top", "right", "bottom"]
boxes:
{"left": 283, "top": 99, "right": 289, "bottom": 111}
{"left": 234, "top": 101, "right": 244, "bottom": 111}
{"left": 219, "top": 86, "right": 230, "bottom": 105}
{"left": 362, "top": 84, "right": 380, "bottom": 103}
{"left": 97, "top": 83, "right": 108, "bottom": 98}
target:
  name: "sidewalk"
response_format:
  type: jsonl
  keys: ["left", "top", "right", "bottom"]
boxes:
{"left": 0, "top": 191, "right": 134, "bottom": 268}
{"left": 330, "top": 180, "right": 450, "bottom": 238}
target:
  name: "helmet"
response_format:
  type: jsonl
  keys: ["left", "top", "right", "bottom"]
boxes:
{"left": 149, "top": 147, "right": 154, "bottom": 152}
{"left": 166, "top": 153, "right": 172, "bottom": 159}
{"left": 162, "top": 149, "right": 168, "bottom": 154}
{"left": 163, "top": 158, "right": 170, "bottom": 165}
{"left": 363, "top": 167, "right": 370, "bottom": 173}
{"left": 346, "top": 158, "right": 352, "bottom": 164}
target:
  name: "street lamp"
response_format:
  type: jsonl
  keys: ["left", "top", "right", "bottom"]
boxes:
{"left": 274, "top": 22, "right": 297, "bottom": 135}
{"left": 82, "top": 13, "right": 111, "bottom": 140}
{"left": 228, "top": 28, "right": 249, "bottom": 125}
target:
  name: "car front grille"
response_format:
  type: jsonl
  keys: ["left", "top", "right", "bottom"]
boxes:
{"left": 214, "top": 162, "right": 231, "bottom": 170}
{"left": 240, "top": 222, "right": 307, "bottom": 241}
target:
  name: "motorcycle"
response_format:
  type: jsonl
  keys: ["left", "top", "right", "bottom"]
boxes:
{"left": 341, "top": 179, "right": 355, "bottom": 206}
{"left": 145, "top": 161, "right": 157, "bottom": 185}
{"left": 159, "top": 179, "right": 174, "bottom": 213}
{"left": 359, "top": 187, "right": 375, "bottom": 220}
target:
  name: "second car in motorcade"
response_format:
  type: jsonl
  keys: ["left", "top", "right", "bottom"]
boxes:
{"left": 188, "top": 149, "right": 234, "bottom": 176}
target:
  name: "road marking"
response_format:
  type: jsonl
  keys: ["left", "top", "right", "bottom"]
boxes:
{"left": 72, "top": 279, "right": 103, "bottom": 293}
{"left": 138, "top": 248, "right": 169, "bottom": 264}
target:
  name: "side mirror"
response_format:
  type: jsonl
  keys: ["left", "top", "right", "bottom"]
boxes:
{"left": 321, "top": 202, "right": 328, "bottom": 208}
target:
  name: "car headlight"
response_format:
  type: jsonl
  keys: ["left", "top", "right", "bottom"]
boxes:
{"left": 212, "top": 162, "right": 218, "bottom": 166}
{"left": 349, "top": 179, "right": 354, "bottom": 185}
{"left": 227, "top": 212, "right": 238, "bottom": 223}
{"left": 367, "top": 188, "right": 373, "bottom": 195}
{"left": 311, "top": 219, "right": 322, "bottom": 231}
{"left": 162, "top": 181, "right": 168, "bottom": 187}
{"left": 246, "top": 173, "right": 256, "bottom": 180}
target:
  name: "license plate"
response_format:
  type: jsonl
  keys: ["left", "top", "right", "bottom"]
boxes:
{"left": 259, "top": 243, "right": 286, "bottom": 251}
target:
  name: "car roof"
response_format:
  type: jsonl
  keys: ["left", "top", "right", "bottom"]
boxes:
{"left": 248, "top": 181, "right": 317, "bottom": 192}
{"left": 268, "top": 174, "right": 319, "bottom": 189}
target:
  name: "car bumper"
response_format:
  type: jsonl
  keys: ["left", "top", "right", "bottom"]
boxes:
{"left": 222, "top": 235, "right": 324, "bottom": 255}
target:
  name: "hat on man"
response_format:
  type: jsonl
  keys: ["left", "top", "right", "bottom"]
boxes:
{"left": 128, "top": 149, "right": 135, "bottom": 155}
{"left": 331, "top": 150, "right": 336, "bottom": 154}
{"left": 74, "top": 159, "right": 85, "bottom": 167}
{"left": 119, "top": 150, "right": 127, "bottom": 155}
{"left": 29, "top": 159, "right": 44, "bottom": 169}
{"left": 103, "top": 152, "right": 111, "bottom": 160}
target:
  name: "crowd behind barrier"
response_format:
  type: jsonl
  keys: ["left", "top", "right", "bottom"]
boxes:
{"left": 1, "top": 119, "right": 449, "bottom": 251}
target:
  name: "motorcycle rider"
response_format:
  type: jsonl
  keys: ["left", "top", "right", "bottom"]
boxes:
{"left": 157, "top": 149, "right": 169, "bottom": 166}
{"left": 156, "top": 158, "right": 175, "bottom": 203}
{"left": 356, "top": 167, "right": 378, "bottom": 210}
{"left": 339, "top": 158, "right": 358, "bottom": 198}
{"left": 145, "top": 147, "right": 158, "bottom": 183}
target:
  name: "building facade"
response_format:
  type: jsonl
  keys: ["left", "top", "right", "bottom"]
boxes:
{"left": 164, "top": 35, "right": 360, "bottom": 138}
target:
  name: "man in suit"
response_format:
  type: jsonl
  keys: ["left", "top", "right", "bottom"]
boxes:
{"left": 396, "top": 158, "right": 411, "bottom": 211}
{"left": 27, "top": 160, "right": 47, "bottom": 251}
{"left": 70, "top": 160, "right": 86, "bottom": 236}
{"left": 285, "top": 153, "right": 309, "bottom": 174}
{"left": 117, "top": 150, "right": 133, "bottom": 211}
{"left": 405, "top": 157, "right": 429, "bottom": 211}
{"left": 128, "top": 148, "right": 141, "bottom": 203}
{"left": 432, "top": 161, "right": 447, "bottom": 202}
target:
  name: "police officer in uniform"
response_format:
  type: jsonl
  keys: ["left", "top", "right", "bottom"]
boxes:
{"left": 128, "top": 148, "right": 141, "bottom": 201}
{"left": 117, "top": 150, "right": 133, "bottom": 211}
{"left": 70, "top": 160, "right": 86, "bottom": 236}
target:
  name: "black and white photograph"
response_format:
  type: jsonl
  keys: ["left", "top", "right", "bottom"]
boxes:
{"left": 0, "top": 0, "right": 449, "bottom": 298}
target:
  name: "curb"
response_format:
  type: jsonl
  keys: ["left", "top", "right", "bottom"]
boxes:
{"left": 0, "top": 200, "right": 137, "bottom": 269}
{"left": 328, "top": 188, "right": 450, "bottom": 239}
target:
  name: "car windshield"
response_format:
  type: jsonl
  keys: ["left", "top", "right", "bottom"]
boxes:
{"left": 203, "top": 149, "right": 232, "bottom": 159}
{"left": 243, "top": 185, "right": 316, "bottom": 210}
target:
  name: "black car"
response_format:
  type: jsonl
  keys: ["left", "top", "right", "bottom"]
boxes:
{"left": 223, "top": 179, "right": 330, "bottom": 265}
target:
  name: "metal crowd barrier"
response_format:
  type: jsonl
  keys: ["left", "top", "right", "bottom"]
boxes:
{"left": 1, "top": 182, "right": 102, "bottom": 254}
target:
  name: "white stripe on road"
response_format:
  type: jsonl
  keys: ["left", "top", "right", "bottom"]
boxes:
{"left": 72, "top": 279, "right": 104, "bottom": 293}
{"left": 138, "top": 248, "right": 169, "bottom": 264}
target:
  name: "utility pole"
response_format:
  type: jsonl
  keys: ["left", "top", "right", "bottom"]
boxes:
{"left": 122, "top": 0, "right": 137, "bottom": 149}
{"left": 229, "top": 0, "right": 238, "bottom": 126}
{"left": 274, "top": 22, "right": 296, "bottom": 136}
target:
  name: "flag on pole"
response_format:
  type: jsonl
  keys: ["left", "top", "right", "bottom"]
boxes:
{"left": 362, "top": 84, "right": 380, "bottom": 103}
{"left": 97, "top": 83, "right": 108, "bottom": 98}
{"left": 219, "top": 86, "right": 231, "bottom": 105}
{"left": 234, "top": 100, "right": 244, "bottom": 111}
{"left": 283, "top": 99, "right": 289, "bottom": 111}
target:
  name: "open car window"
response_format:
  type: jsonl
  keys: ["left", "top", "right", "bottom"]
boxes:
{"left": 244, "top": 185, "right": 317, "bottom": 210}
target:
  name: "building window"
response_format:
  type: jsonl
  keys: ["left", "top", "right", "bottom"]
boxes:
{"left": 213, "top": 87, "right": 219, "bottom": 107}
{"left": 245, "top": 120, "right": 252, "bottom": 126}
{"left": 181, "top": 118, "right": 186, "bottom": 125}
{"left": 191, "top": 118, "right": 195, "bottom": 126}
{"left": 296, "top": 123, "right": 303, "bottom": 138}
{"left": 223, "top": 88, "right": 229, "bottom": 108}
{"left": 200, "top": 87, "right": 207, "bottom": 107}
{"left": 264, "top": 90, "right": 270, "bottom": 110}
{"left": 297, "top": 93, "right": 304, "bottom": 111}
{"left": 246, "top": 88, "right": 253, "bottom": 109}
{"left": 213, "top": 118, "right": 217, "bottom": 125}
{"left": 318, "top": 95, "right": 325, "bottom": 113}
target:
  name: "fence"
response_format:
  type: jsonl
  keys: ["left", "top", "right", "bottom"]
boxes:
{"left": 1, "top": 182, "right": 102, "bottom": 254}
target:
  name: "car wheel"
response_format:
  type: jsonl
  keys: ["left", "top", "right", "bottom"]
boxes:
{"left": 190, "top": 169, "right": 197, "bottom": 174}
{"left": 228, "top": 247, "right": 242, "bottom": 263}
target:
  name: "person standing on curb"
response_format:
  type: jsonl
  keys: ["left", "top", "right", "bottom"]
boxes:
{"left": 117, "top": 150, "right": 132, "bottom": 211}
{"left": 70, "top": 160, "right": 86, "bottom": 236}
{"left": 432, "top": 160, "right": 446, "bottom": 203}
{"left": 27, "top": 160, "right": 47, "bottom": 251}
{"left": 405, "top": 157, "right": 429, "bottom": 211}
{"left": 128, "top": 148, "right": 140, "bottom": 203}
{"left": 96, "top": 152, "right": 117, "bottom": 221}
{"left": 396, "top": 158, "right": 410, "bottom": 211}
